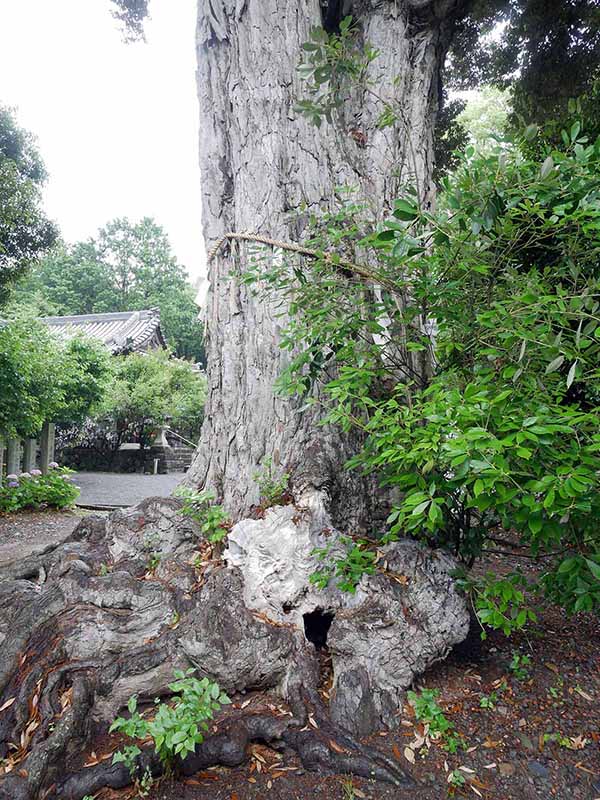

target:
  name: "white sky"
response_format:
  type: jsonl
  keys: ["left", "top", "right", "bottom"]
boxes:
{"left": 0, "top": 0, "right": 205, "bottom": 283}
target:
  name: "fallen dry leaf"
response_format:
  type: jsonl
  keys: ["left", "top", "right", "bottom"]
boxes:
{"left": 568, "top": 734, "right": 588, "bottom": 750}
{"left": 483, "top": 737, "right": 501, "bottom": 748}
{"left": 574, "top": 762, "right": 598, "bottom": 775}
{"left": 0, "top": 698, "right": 15, "bottom": 713}
{"left": 404, "top": 746, "right": 415, "bottom": 764}
{"left": 196, "top": 771, "right": 219, "bottom": 781}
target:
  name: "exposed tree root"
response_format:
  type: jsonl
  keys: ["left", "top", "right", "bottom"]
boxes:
{"left": 55, "top": 707, "right": 411, "bottom": 800}
{"left": 0, "top": 497, "right": 467, "bottom": 799}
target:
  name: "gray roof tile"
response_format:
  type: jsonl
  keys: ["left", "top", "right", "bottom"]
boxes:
{"left": 40, "top": 308, "right": 166, "bottom": 353}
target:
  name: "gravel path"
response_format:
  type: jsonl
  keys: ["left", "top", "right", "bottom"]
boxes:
{"left": 0, "top": 510, "right": 88, "bottom": 564}
{"left": 0, "top": 472, "right": 183, "bottom": 563}
{"left": 74, "top": 471, "right": 184, "bottom": 508}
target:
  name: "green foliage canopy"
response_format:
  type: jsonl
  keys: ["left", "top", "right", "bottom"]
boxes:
{"left": 0, "top": 106, "right": 57, "bottom": 306}
{"left": 99, "top": 349, "right": 206, "bottom": 449}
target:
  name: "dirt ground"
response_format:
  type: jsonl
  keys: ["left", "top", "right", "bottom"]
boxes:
{"left": 0, "top": 509, "right": 86, "bottom": 564}
{"left": 1, "top": 513, "right": 598, "bottom": 799}
{"left": 90, "top": 558, "right": 600, "bottom": 800}
{"left": 93, "top": 602, "right": 598, "bottom": 800}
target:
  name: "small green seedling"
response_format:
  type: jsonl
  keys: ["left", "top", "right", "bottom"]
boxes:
{"left": 310, "top": 535, "right": 376, "bottom": 593}
{"left": 542, "top": 731, "right": 571, "bottom": 748}
{"left": 146, "top": 552, "right": 161, "bottom": 572}
{"left": 110, "top": 669, "right": 231, "bottom": 773}
{"left": 175, "top": 487, "right": 230, "bottom": 543}
{"left": 509, "top": 652, "right": 532, "bottom": 680}
{"left": 479, "top": 679, "right": 507, "bottom": 709}
{"left": 407, "top": 688, "right": 464, "bottom": 753}
{"left": 448, "top": 769, "right": 466, "bottom": 788}
{"left": 252, "top": 456, "right": 290, "bottom": 507}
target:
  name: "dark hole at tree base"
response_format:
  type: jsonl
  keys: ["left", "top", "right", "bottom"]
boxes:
{"left": 303, "top": 608, "right": 334, "bottom": 649}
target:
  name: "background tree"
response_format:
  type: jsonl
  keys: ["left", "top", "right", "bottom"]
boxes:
{"left": 449, "top": 0, "right": 600, "bottom": 127}
{"left": 0, "top": 314, "right": 111, "bottom": 438}
{"left": 455, "top": 85, "right": 511, "bottom": 151}
{"left": 17, "top": 217, "right": 205, "bottom": 363}
{"left": 0, "top": 106, "right": 57, "bottom": 306}
{"left": 12, "top": 241, "right": 115, "bottom": 316}
{"left": 98, "top": 349, "right": 206, "bottom": 450}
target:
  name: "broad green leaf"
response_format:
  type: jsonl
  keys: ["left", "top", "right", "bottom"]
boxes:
{"left": 545, "top": 355, "right": 564, "bottom": 374}
{"left": 566, "top": 360, "right": 577, "bottom": 388}
{"left": 540, "top": 156, "right": 554, "bottom": 179}
{"left": 524, "top": 124, "right": 538, "bottom": 141}
{"left": 586, "top": 559, "right": 600, "bottom": 581}
{"left": 393, "top": 199, "right": 419, "bottom": 222}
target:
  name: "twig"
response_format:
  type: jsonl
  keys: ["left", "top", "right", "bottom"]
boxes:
{"left": 207, "top": 230, "right": 398, "bottom": 291}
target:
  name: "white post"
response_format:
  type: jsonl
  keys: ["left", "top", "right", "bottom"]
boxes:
{"left": 6, "top": 438, "right": 21, "bottom": 475}
{"left": 40, "top": 422, "right": 56, "bottom": 475}
{"left": 23, "top": 439, "right": 37, "bottom": 472}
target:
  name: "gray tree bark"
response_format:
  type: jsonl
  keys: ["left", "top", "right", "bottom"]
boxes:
{"left": 187, "top": 0, "right": 467, "bottom": 530}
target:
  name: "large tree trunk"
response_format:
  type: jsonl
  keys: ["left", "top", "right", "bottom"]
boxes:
{"left": 186, "top": 0, "right": 466, "bottom": 529}
{"left": 0, "top": 5, "right": 476, "bottom": 799}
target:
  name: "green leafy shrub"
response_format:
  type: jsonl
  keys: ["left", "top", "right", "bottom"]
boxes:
{"left": 0, "top": 466, "right": 79, "bottom": 513}
{"left": 110, "top": 669, "right": 230, "bottom": 771}
{"left": 0, "top": 315, "right": 111, "bottom": 440}
{"left": 174, "top": 487, "right": 229, "bottom": 543}
{"left": 244, "top": 114, "right": 600, "bottom": 631}
{"left": 100, "top": 350, "right": 205, "bottom": 450}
